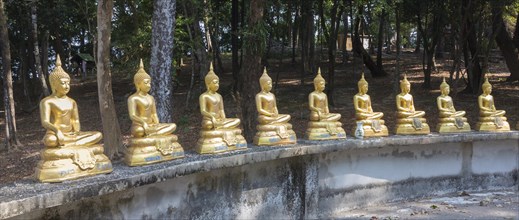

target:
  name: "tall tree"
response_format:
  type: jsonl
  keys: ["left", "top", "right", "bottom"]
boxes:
{"left": 491, "top": 1, "right": 519, "bottom": 82}
{"left": 181, "top": 0, "right": 209, "bottom": 97}
{"left": 300, "top": 0, "right": 315, "bottom": 84}
{"left": 238, "top": 0, "right": 266, "bottom": 142}
{"left": 461, "top": 0, "right": 483, "bottom": 93}
{"left": 150, "top": 0, "right": 177, "bottom": 122}
{"left": 376, "top": 9, "right": 385, "bottom": 69}
{"left": 30, "top": 1, "right": 50, "bottom": 96}
{"left": 1, "top": 0, "right": 21, "bottom": 150}
{"left": 97, "top": 0, "right": 123, "bottom": 158}
{"left": 353, "top": 5, "right": 387, "bottom": 77}
{"left": 231, "top": 0, "right": 240, "bottom": 92}
{"left": 319, "top": 0, "right": 344, "bottom": 105}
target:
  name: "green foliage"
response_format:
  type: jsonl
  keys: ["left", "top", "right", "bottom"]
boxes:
{"left": 242, "top": 19, "right": 268, "bottom": 55}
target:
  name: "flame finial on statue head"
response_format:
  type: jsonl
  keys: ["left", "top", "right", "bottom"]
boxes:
{"left": 482, "top": 75, "right": 492, "bottom": 90}
{"left": 358, "top": 72, "right": 368, "bottom": 88}
{"left": 205, "top": 62, "right": 219, "bottom": 88}
{"left": 440, "top": 77, "right": 449, "bottom": 90}
{"left": 401, "top": 74, "right": 410, "bottom": 85}
{"left": 260, "top": 66, "right": 272, "bottom": 85}
{"left": 313, "top": 67, "right": 325, "bottom": 84}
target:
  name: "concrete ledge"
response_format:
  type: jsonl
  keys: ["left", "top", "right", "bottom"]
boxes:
{"left": 1, "top": 131, "right": 518, "bottom": 219}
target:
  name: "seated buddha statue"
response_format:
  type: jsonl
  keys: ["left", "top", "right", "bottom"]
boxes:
{"left": 395, "top": 74, "right": 430, "bottom": 135}
{"left": 436, "top": 78, "right": 471, "bottom": 133}
{"left": 125, "top": 59, "right": 184, "bottom": 166}
{"left": 196, "top": 63, "right": 247, "bottom": 154}
{"left": 306, "top": 68, "right": 346, "bottom": 140}
{"left": 254, "top": 68, "right": 297, "bottom": 146}
{"left": 36, "top": 55, "right": 112, "bottom": 182}
{"left": 353, "top": 73, "right": 388, "bottom": 137}
{"left": 476, "top": 77, "right": 510, "bottom": 131}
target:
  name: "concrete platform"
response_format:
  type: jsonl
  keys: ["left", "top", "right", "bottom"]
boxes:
{"left": 1, "top": 132, "right": 518, "bottom": 219}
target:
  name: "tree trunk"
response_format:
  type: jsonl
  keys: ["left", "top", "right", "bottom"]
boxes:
{"left": 461, "top": 0, "right": 483, "bottom": 94}
{"left": 182, "top": 1, "right": 208, "bottom": 94}
{"left": 42, "top": 30, "right": 49, "bottom": 76}
{"left": 376, "top": 9, "right": 385, "bottom": 69}
{"left": 238, "top": 0, "right": 265, "bottom": 142}
{"left": 97, "top": 0, "right": 123, "bottom": 159}
{"left": 341, "top": 10, "right": 349, "bottom": 64}
{"left": 353, "top": 6, "right": 387, "bottom": 77}
{"left": 394, "top": 3, "right": 402, "bottom": 94}
{"left": 291, "top": 4, "right": 299, "bottom": 64}
{"left": 324, "top": 0, "right": 342, "bottom": 106}
{"left": 231, "top": 0, "right": 240, "bottom": 93}
{"left": 513, "top": 13, "right": 519, "bottom": 49}
{"left": 414, "top": 30, "right": 421, "bottom": 53}
{"left": 491, "top": 2, "right": 519, "bottom": 82}
{"left": 0, "top": 0, "right": 21, "bottom": 150}
{"left": 150, "top": 0, "right": 176, "bottom": 122}
{"left": 31, "top": 3, "right": 50, "bottom": 96}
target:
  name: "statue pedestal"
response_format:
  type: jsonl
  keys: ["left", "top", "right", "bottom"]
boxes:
{"left": 125, "top": 135, "right": 184, "bottom": 166}
{"left": 196, "top": 129, "right": 247, "bottom": 154}
{"left": 35, "top": 144, "right": 113, "bottom": 183}
{"left": 476, "top": 117, "right": 510, "bottom": 132}
{"left": 254, "top": 124, "right": 297, "bottom": 146}
{"left": 306, "top": 121, "right": 346, "bottom": 140}
{"left": 395, "top": 118, "right": 430, "bottom": 135}
{"left": 353, "top": 120, "right": 388, "bottom": 137}
{"left": 437, "top": 117, "right": 471, "bottom": 133}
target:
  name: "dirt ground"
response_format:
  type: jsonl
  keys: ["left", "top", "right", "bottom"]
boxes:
{"left": 333, "top": 189, "right": 519, "bottom": 219}
{"left": 1, "top": 52, "right": 518, "bottom": 184}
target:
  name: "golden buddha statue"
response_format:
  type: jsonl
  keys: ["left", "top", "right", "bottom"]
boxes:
{"left": 125, "top": 59, "right": 184, "bottom": 166}
{"left": 436, "top": 78, "right": 471, "bottom": 133}
{"left": 395, "top": 74, "right": 430, "bottom": 135}
{"left": 196, "top": 63, "right": 247, "bottom": 154}
{"left": 353, "top": 73, "right": 388, "bottom": 137}
{"left": 36, "top": 55, "right": 112, "bottom": 182}
{"left": 306, "top": 68, "right": 346, "bottom": 140}
{"left": 254, "top": 68, "right": 297, "bottom": 145}
{"left": 476, "top": 77, "right": 510, "bottom": 131}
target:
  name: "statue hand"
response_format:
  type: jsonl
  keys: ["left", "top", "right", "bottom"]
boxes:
{"left": 56, "top": 130, "right": 65, "bottom": 146}
{"left": 142, "top": 123, "right": 149, "bottom": 135}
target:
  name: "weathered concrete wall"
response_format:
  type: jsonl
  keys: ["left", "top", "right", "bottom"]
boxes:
{"left": 317, "top": 141, "right": 519, "bottom": 216}
{"left": 15, "top": 157, "right": 312, "bottom": 219}
{"left": 1, "top": 132, "right": 518, "bottom": 219}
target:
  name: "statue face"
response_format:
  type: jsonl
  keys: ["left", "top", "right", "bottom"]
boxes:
{"left": 441, "top": 86, "right": 450, "bottom": 95}
{"left": 137, "top": 78, "right": 151, "bottom": 93}
{"left": 401, "top": 84, "right": 410, "bottom": 93}
{"left": 361, "top": 84, "right": 368, "bottom": 94}
{"left": 483, "top": 86, "right": 492, "bottom": 94}
{"left": 209, "top": 79, "right": 219, "bottom": 92}
{"left": 262, "top": 80, "right": 272, "bottom": 92}
{"left": 316, "top": 81, "right": 325, "bottom": 92}
{"left": 54, "top": 78, "right": 70, "bottom": 95}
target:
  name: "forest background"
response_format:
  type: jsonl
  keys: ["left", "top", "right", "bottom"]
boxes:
{"left": 0, "top": 0, "right": 518, "bottom": 183}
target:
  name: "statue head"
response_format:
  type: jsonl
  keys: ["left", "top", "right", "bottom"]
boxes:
{"left": 49, "top": 55, "right": 71, "bottom": 95}
{"left": 400, "top": 74, "right": 411, "bottom": 93}
{"left": 134, "top": 59, "right": 152, "bottom": 93}
{"left": 440, "top": 77, "right": 450, "bottom": 95}
{"left": 313, "top": 67, "right": 325, "bottom": 91}
{"left": 357, "top": 73, "right": 368, "bottom": 93}
{"left": 205, "top": 62, "right": 219, "bottom": 92}
{"left": 259, "top": 67, "right": 272, "bottom": 92}
{"left": 482, "top": 76, "right": 492, "bottom": 94}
